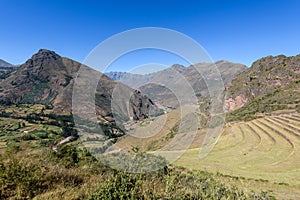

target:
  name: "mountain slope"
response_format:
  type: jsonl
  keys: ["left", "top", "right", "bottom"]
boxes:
{"left": 0, "top": 59, "right": 13, "bottom": 68}
{"left": 226, "top": 54, "right": 300, "bottom": 121}
{"left": 0, "top": 49, "right": 161, "bottom": 120}
{"left": 0, "top": 59, "right": 15, "bottom": 79}
{"left": 106, "top": 61, "right": 247, "bottom": 108}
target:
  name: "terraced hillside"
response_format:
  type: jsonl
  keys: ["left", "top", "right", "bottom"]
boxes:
{"left": 175, "top": 113, "right": 300, "bottom": 199}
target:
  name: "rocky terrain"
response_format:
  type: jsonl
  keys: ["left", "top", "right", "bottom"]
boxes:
{"left": 226, "top": 54, "right": 300, "bottom": 121}
{"left": 0, "top": 49, "right": 162, "bottom": 121}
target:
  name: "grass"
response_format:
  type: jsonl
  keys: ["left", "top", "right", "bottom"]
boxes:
{"left": 174, "top": 113, "right": 300, "bottom": 199}
{"left": 99, "top": 105, "right": 300, "bottom": 199}
{"left": 0, "top": 148, "right": 273, "bottom": 200}
{"left": 116, "top": 105, "right": 199, "bottom": 152}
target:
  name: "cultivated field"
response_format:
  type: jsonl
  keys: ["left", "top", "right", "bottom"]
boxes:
{"left": 175, "top": 113, "right": 300, "bottom": 199}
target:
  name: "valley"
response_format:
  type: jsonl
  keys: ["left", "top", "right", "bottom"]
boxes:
{"left": 2, "top": 1, "right": 300, "bottom": 199}
{"left": 0, "top": 50, "right": 299, "bottom": 199}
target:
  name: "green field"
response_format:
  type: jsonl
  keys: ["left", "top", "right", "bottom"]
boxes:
{"left": 175, "top": 114, "right": 300, "bottom": 199}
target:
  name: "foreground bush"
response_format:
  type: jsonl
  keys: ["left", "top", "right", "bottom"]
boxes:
{"left": 0, "top": 146, "right": 274, "bottom": 200}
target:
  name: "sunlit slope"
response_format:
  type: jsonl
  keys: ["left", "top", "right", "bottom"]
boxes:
{"left": 175, "top": 113, "right": 300, "bottom": 185}
{"left": 115, "top": 105, "right": 206, "bottom": 152}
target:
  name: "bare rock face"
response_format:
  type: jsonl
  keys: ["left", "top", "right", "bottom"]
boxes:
{"left": 0, "top": 49, "right": 162, "bottom": 121}
{"left": 225, "top": 95, "right": 248, "bottom": 112}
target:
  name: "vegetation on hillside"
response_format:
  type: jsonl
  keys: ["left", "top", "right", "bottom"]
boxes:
{"left": 0, "top": 104, "right": 274, "bottom": 199}
{"left": 0, "top": 141, "right": 273, "bottom": 199}
{"left": 226, "top": 55, "right": 300, "bottom": 122}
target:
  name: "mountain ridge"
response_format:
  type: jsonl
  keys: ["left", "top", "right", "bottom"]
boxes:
{"left": 0, "top": 49, "right": 162, "bottom": 121}
{"left": 0, "top": 59, "right": 13, "bottom": 68}
{"left": 106, "top": 61, "right": 247, "bottom": 108}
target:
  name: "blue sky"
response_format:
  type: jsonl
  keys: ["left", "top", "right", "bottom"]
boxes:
{"left": 1, "top": 0, "right": 300, "bottom": 71}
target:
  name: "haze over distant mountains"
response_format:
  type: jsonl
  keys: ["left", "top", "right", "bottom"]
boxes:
{"left": 106, "top": 54, "right": 300, "bottom": 122}
{"left": 106, "top": 61, "right": 247, "bottom": 108}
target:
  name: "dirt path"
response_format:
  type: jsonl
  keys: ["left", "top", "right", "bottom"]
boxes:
{"left": 52, "top": 136, "right": 74, "bottom": 152}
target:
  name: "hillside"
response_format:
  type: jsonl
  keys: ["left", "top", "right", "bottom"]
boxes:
{"left": 176, "top": 112, "right": 300, "bottom": 199}
{"left": 0, "top": 59, "right": 15, "bottom": 79}
{"left": 0, "top": 52, "right": 273, "bottom": 200}
{"left": 107, "top": 61, "right": 247, "bottom": 108}
{"left": 0, "top": 49, "right": 162, "bottom": 120}
{"left": 0, "top": 59, "right": 13, "bottom": 68}
{"left": 0, "top": 52, "right": 297, "bottom": 199}
{"left": 226, "top": 54, "right": 300, "bottom": 121}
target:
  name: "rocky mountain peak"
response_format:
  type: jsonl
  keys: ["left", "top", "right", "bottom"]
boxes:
{"left": 34, "top": 49, "right": 60, "bottom": 59}
{"left": 29, "top": 49, "right": 60, "bottom": 63}
{"left": 24, "top": 49, "right": 62, "bottom": 70}
{"left": 215, "top": 60, "right": 229, "bottom": 64}
{"left": 170, "top": 64, "right": 185, "bottom": 69}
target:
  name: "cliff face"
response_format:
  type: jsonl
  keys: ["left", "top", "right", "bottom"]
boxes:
{"left": 0, "top": 49, "right": 162, "bottom": 120}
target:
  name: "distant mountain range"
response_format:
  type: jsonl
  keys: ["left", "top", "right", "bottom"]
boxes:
{"left": 106, "top": 61, "right": 247, "bottom": 108}
{"left": 0, "top": 59, "right": 16, "bottom": 79}
{"left": 0, "top": 59, "right": 13, "bottom": 68}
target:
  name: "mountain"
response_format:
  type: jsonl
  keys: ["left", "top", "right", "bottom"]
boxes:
{"left": 106, "top": 61, "right": 247, "bottom": 108}
{"left": 0, "top": 59, "right": 13, "bottom": 68}
{"left": 0, "top": 49, "right": 162, "bottom": 120}
{"left": 0, "top": 59, "right": 16, "bottom": 79}
{"left": 106, "top": 64, "right": 186, "bottom": 89}
{"left": 226, "top": 54, "right": 300, "bottom": 121}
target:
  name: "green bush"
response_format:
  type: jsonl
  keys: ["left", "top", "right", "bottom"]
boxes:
{"left": 0, "top": 158, "right": 46, "bottom": 198}
{"left": 87, "top": 173, "right": 142, "bottom": 200}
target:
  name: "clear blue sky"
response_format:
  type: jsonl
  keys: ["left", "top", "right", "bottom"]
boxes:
{"left": 1, "top": 0, "right": 300, "bottom": 71}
